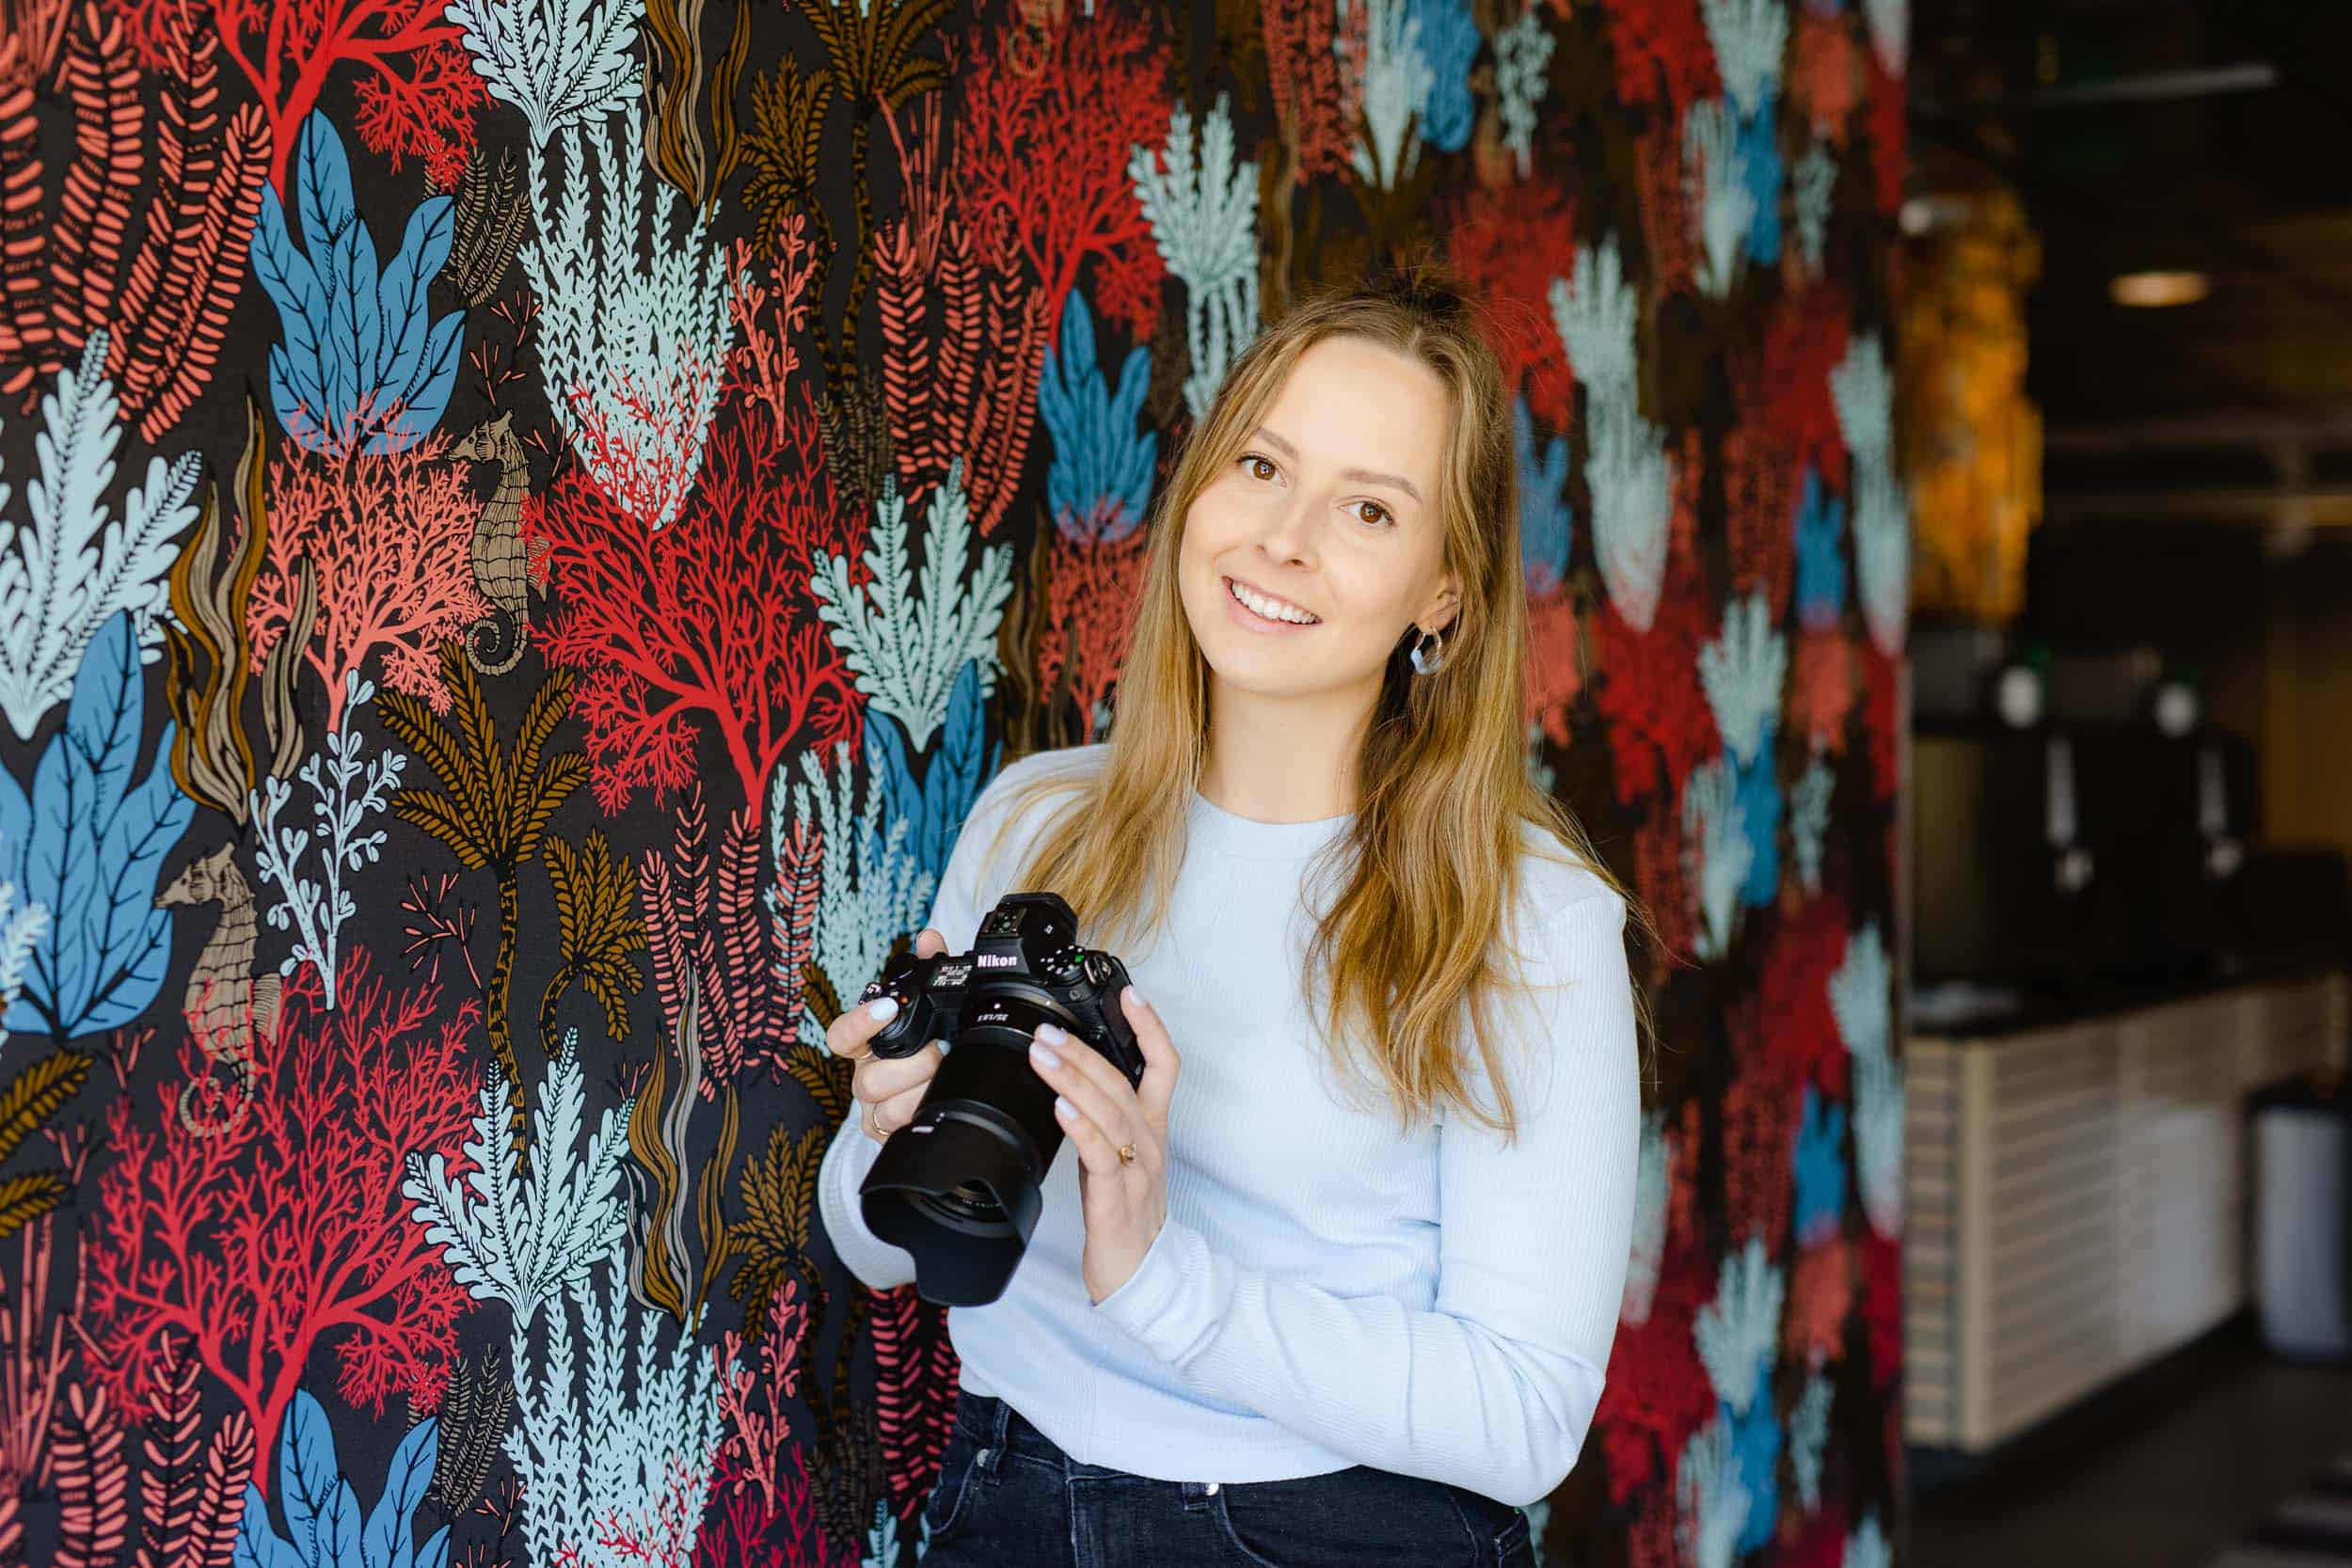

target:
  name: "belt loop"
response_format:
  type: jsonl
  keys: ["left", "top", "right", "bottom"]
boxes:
{"left": 975, "top": 1394, "right": 1012, "bottom": 1479}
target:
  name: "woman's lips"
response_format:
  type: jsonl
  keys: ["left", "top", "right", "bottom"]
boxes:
{"left": 1221, "top": 576, "right": 1319, "bottom": 634}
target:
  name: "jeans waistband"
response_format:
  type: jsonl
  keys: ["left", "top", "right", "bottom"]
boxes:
{"left": 953, "top": 1390, "right": 1231, "bottom": 1493}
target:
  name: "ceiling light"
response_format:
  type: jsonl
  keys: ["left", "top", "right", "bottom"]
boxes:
{"left": 2109, "top": 270, "right": 2210, "bottom": 307}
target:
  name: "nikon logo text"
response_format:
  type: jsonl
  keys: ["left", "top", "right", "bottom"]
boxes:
{"left": 977, "top": 954, "right": 1017, "bottom": 968}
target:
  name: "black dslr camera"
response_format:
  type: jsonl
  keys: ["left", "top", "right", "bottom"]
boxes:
{"left": 855, "top": 891, "right": 1141, "bottom": 1306}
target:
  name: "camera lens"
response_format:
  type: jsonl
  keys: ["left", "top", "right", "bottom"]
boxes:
{"left": 915, "top": 1180, "right": 1007, "bottom": 1227}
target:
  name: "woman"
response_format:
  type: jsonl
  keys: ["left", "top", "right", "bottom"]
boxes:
{"left": 818, "top": 261, "right": 1646, "bottom": 1568}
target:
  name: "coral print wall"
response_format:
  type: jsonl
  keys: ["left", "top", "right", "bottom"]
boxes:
{"left": 0, "top": 0, "right": 1911, "bottom": 1561}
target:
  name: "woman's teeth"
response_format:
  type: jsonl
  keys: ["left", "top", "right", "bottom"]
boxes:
{"left": 1228, "top": 578, "right": 1318, "bottom": 625}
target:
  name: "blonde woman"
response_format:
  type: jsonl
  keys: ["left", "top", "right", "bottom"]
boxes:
{"left": 821, "top": 262, "right": 1645, "bottom": 1568}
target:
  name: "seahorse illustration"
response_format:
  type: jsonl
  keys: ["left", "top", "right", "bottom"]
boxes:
{"left": 153, "top": 842, "right": 282, "bottom": 1136}
{"left": 449, "top": 411, "right": 541, "bottom": 675}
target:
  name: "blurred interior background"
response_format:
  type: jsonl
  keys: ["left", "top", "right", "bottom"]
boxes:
{"left": 1897, "top": 2, "right": 2352, "bottom": 1563}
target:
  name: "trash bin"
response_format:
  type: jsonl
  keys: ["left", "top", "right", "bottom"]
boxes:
{"left": 2250, "top": 1068, "right": 2352, "bottom": 1362}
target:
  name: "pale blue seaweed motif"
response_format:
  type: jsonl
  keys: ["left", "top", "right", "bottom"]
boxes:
{"left": 1493, "top": 2, "right": 1556, "bottom": 179}
{"left": 1341, "top": 0, "right": 1436, "bottom": 191}
{"left": 1703, "top": 0, "right": 1790, "bottom": 116}
{"left": 232, "top": 1389, "right": 450, "bottom": 1568}
{"left": 1038, "top": 290, "right": 1157, "bottom": 544}
{"left": 1682, "top": 756, "right": 1750, "bottom": 962}
{"left": 1848, "top": 1511, "right": 1895, "bottom": 1568}
{"left": 1516, "top": 395, "right": 1574, "bottom": 594}
{"left": 1621, "top": 1105, "right": 1671, "bottom": 1325}
{"left": 1788, "top": 1370, "right": 1834, "bottom": 1513}
{"left": 247, "top": 670, "right": 405, "bottom": 1013}
{"left": 1736, "top": 741, "right": 1782, "bottom": 909}
{"left": 0, "top": 879, "right": 47, "bottom": 1028}
{"left": 781, "top": 740, "right": 937, "bottom": 1057}
{"left": 1129, "top": 92, "right": 1261, "bottom": 420}
{"left": 520, "top": 97, "right": 736, "bottom": 531}
{"left": 1550, "top": 238, "right": 1672, "bottom": 630}
{"left": 1694, "top": 1230, "right": 1786, "bottom": 1415}
{"left": 0, "top": 330, "right": 199, "bottom": 742}
{"left": 0, "top": 610, "right": 192, "bottom": 1040}
{"left": 1407, "top": 0, "right": 1481, "bottom": 152}
{"left": 1830, "top": 334, "right": 1910, "bottom": 654}
{"left": 811, "top": 458, "right": 1015, "bottom": 752}
{"left": 1792, "top": 140, "right": 1838, "bottom": 278}
{"left": 445, "top": 0, "right": 642, "bottom": 148}
{"left": 1677, "top": 1415, "right": 1750, "bottom": 1568}
{"left": 1699, "top": 591, "right": 1788, "bottom": 768}
{"left": 503, "top": 1240, "right": 725, "bottom": 1568}
{"left": 1789, "top": 752, "right": 1834, "bottom": 894}
{"left": 251, "top": 114, "right": 465, "bottom": 457}
{"left": 1683, "top": 98, "right": 1753, "bottom": 299}
{"left": 402, "top": 1028, "right": 636, "bottom": 1336}
{"left": 1864, "top": 0, "right": 1906, "bottom": 75}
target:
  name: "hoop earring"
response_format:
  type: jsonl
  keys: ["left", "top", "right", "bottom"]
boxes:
{"left": 1409, "top": 625, "right": 1449, "bottom": 675}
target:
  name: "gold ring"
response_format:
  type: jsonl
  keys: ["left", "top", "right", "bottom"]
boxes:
{"left": 869, "top": 1103, "right": 887, "bottom": 1138}
{"left": 1117, "top": 1142, "right": 1138, "bottom": 1166}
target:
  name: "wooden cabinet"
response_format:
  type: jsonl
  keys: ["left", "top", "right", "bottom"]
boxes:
{"left": 1903, "top": 972, "right": 2347, "bottom": 1452}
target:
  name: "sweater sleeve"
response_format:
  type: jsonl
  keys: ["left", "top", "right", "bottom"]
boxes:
{"left": 1089, "top": 886, "right": 1642, "bottom": 1508}
{"left": 815, "top": 772, "right": 1007, "bottom": 1291}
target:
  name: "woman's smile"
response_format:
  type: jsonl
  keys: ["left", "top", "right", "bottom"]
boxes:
{"left": 1222, "top": 575, "right": 1323, "bottom": 634}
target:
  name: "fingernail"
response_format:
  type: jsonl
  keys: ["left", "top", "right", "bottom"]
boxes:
{"left": 1122, "top": 986, "right": 1143, "bottom": 1008}
{"left": 1054, "top": 1095, "right": 1074, "bottom": 1121}
{"left": 867, "top": 996, "right": 899, "bottom": 1022}
{"left": 1029, "top": 1038, "right": 1060, "bottom": 1069}
{"left": 1035, "top": 1022, "right": 1067, "bottom": 1044}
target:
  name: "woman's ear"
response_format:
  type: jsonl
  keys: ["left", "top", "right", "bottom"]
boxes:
{"left": 1422, "top": 579, "right": 1463, "bottom": 636}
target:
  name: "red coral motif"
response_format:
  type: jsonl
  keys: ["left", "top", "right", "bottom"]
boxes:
{"left": 1635, "top": 114, "right": 1695, "bottom": 300}
{"left": 953, "top": 5, "right": 1171, "bottom": 347}
{"left": 1444, "top": 176, "right": 1581, "bottom": 432}
{"left": 1263, "top": 0, "right": 1354, "bottom": 182}
{"left": 79, "top": 944, "right": 478, "bottom": 1489}
{"left": 1788, "top": 12, "right": 1862, "bottom": 143}
{"left": 1790, "top": 627, "right": 1855, "bottom": 755}
{"left": 1720, "top": 1041, "right": 1798, "bottom": 1257}
{"left": 1857, "top": 1229, "right": 1902, "bottom": 1391}
{"left": 1593, "top": 1245, "right": 1716, "bottom": 1509}
{"left": 1760, "top": 893, "right": 1851, "bottom": 1098}
{"left": 1597, "top": 0, "right": 1722, "bottom": 111}
{"left": 1724, "top": 420, "right": 1798, "bottom": 618}
{"left": 1863, "top": 49, "right": 1907, "bottom": 218}
{"left": 1632, "top": 800, "right": 1694, "bottom": 977}
{"left": 1760, "top": 286, "right": 1853, "bottom": 479}
{"left": 1039, "top": 525, "right": 1149, "bottom": 740}
{"left": 1785, "top": 1233, "right": 1852, "bottom": 1371}
{"left": 529, "top": 384, "right": 866, "bottom": 812}
{"left": 1524, "top": 582, "right": 1583, "bottom": 749}
{"left": 1857, "top": 637, "right": 1899, "bottom": 801}
{"left": 117, "top": 0, "right": 482, "bottom": 192}
{"left": 1594, "top": 550, "right": 1718, "bottom": 806}
{"left": 246, "top": 430, "right": 493, "bottom": 735}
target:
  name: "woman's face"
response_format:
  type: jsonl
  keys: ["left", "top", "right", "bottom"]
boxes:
{"left": 1178, "top": 335, "right": 1461, "bottom": 705}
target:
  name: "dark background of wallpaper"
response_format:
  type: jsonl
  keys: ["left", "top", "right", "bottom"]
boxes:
{"left": 0, "top": 0, "right": 1910, "bottom": 1562}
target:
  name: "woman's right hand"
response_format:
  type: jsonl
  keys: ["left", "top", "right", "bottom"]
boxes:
{"left": 834, "top": 926, "right": 950, "bottom": 1144}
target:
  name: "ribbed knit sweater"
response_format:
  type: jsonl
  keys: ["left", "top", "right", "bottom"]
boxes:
{"left": 817, "top": 743, "right": 1639, "bottom": 1508}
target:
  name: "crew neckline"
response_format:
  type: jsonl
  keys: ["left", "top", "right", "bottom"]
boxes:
{"left": 1186, "top": 786, "right": 1355, "bottom": 862}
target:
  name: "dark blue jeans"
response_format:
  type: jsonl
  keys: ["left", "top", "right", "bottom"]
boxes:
{"left": 916, "top": 1390, "right": 1538, "bottom": 1567}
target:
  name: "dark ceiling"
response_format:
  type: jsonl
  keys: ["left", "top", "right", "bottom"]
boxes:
{"left": 1912, "top": 0, "right": 2352, "bottom": 497}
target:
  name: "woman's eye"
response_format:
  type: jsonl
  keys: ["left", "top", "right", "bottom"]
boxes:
{"left": 1243, "top": 454, "right": 1277, "bottom": 482}
{"left": 1355, "top": 500, "right": 1392, "bottom": 528}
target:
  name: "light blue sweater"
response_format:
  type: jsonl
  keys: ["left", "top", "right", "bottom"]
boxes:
{"left": 817, "top": 743, "right": 1640, "bottom": 1508}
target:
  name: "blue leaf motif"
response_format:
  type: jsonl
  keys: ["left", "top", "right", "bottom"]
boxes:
{"left": 361, "top": 1418, "right": 438, "bottom": 1568}
{"left": 278, "top": 1390, "right": 342, "bottom": 1568}
{"left": 1793, "top": 1085, "right": 1850, "bottom": 1246}
{"left": 1, "top": 610, "right": 191, "bottom": 1038}
{"left": 1039, "top": 289, "right": 1157, "bottom": 544}
{"left": 252, "top": 113, "right": 465, "bottom": 456}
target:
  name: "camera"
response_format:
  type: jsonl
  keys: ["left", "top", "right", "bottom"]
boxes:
{"left": 854, "top": 891, "right": 1142, "bottom": 1306}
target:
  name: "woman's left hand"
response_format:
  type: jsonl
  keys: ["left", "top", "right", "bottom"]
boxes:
{"left": 1027, "top": 986, "right": 1181, "bottom": 1305}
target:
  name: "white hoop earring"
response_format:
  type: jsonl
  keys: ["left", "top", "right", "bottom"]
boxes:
{"left": 1410, "top": 626, "right": 1449, "bottom": 675}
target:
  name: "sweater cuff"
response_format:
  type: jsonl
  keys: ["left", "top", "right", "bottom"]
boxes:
{"left": 1091, "top": 1215, "right": 1218, "bottom": 1363}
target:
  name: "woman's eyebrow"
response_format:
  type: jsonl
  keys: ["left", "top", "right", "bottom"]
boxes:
{"left": 1251, "top": 426, "right": 1423, "bottom": 503}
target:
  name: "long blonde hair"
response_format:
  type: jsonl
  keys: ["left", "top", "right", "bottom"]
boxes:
{"left": 975, "top": 257, "right": 1654, "bottom": 1141}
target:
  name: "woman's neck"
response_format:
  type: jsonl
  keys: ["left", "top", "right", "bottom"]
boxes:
{"left": 1200, "top": 680, "right": 1373, "bottom": 823}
